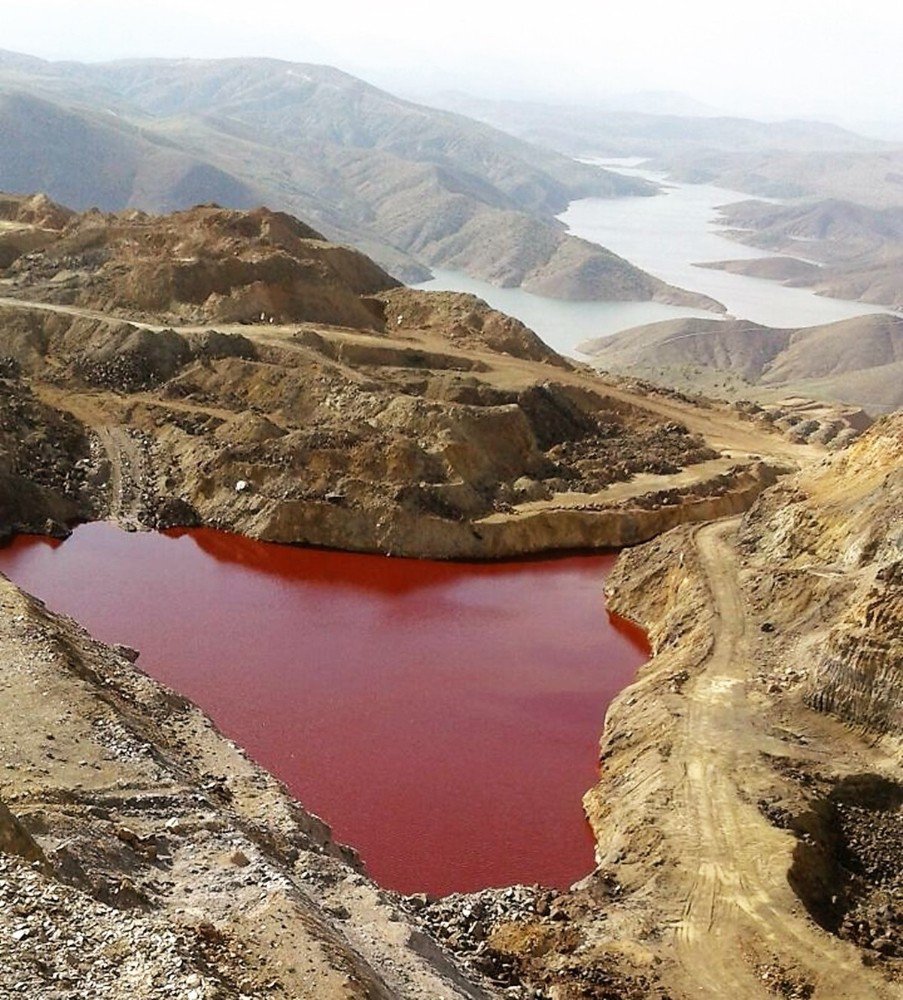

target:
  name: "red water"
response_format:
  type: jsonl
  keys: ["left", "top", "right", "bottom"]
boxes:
{"left": 0, "top": 522, "right": 648, "bottom": 895}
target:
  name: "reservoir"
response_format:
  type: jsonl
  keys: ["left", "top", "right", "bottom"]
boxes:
{"left": 562, "top": 160, "right": 892, "bottom": 330}
{"left": 416, "top": 161, "right": 890, "bottom": 356}
{"left": 413, "top": 267, "right": 707, "bottom": 358}
{"left": 0, "top": 522, "right": 649, "bottom": 896}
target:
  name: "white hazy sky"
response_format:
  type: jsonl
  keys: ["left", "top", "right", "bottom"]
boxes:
{"left": 2, "top": 0, "right": 902, "bottom": 122}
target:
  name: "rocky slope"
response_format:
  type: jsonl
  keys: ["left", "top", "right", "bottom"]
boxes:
{"left": 738, "top": 416, "right": 902, "bottom": 732}
{"left": 579, "top": 313, "right": 903, "bottom": 413}
{"left": 0, "top": 52, "right": 719, "bottom": 311}
{"left": 4, "top": 201, "right": 399, "bottom": 327}
{"left": 0, "top": 199, "right": 803, "bottom": 557}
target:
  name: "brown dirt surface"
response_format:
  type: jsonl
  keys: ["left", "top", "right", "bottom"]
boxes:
{"left": 4, "top": 203, "right": 399, "bottom": 328}
{"left": 0, "top": 201, "right": 823, "bottom": 558}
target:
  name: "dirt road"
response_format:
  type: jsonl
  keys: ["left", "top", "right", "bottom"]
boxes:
{"left": 1, "top": 291, "right": 822, "bottom": 466}
{"left": 664, "top": 519, "right": 894, "bottom": 999}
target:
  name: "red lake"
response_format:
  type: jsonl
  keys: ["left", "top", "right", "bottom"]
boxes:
{"left": 0, "top": 522, "right": 649, "bottom": 895}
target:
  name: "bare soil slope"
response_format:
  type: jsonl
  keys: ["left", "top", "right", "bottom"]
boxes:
{"left": 580, "top": 313, "right": 903, "bottom": 413}
{"left": 0, "top": 199, "right": 809, "bottom": 557}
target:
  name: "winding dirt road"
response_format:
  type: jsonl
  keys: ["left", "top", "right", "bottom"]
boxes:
{"left": 665, "top": 519, "right": 894, "bottom": 999}
{"left": 0, "top": 291, "right": 821, "bottom": 464}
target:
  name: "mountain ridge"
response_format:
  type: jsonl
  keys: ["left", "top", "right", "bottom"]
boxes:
{"left": 580, "top": 313, "right": 903, "bottom": 412}
{"left": 0, "top": 50, "right": 719, "bottom": 312}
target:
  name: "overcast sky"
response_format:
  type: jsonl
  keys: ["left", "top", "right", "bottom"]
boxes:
{"left": 3, "top": 1, "right": 901, "bottom": 123}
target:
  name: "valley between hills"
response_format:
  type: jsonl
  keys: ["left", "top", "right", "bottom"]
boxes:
{"left": 0, "top": 189, "right": 898, "bottom": 1000}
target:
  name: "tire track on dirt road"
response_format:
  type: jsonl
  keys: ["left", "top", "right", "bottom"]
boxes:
{"left": 664, "top": 518, "right": 895, "bottom": 999}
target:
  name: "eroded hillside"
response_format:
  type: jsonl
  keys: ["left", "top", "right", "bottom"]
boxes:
{"left": 0, "top": 198, "right": 807, "bottom": 557}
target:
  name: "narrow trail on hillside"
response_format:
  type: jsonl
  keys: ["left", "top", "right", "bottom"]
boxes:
{"left": 35, "top": 387, "right": 151, "bottom": 529}
{"left": 93, "top": 424, "right": 148, "bottom": 529}
{"left": 665, "top": 519, "right": 895, "bottom": 999}
{"left": 0, "top": 294, "right": 166, "bottom": 331}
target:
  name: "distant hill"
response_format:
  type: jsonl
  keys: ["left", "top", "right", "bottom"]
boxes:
{"left": 579, "top": 314, "right": 903, "bottom": 413}
{"left": 0, "top": 51, "right": 718, "bottom": 311}
{"left": 702, "top": 199, "right": 903, "bottom": 310}
{"left": 429, "top": 94, "right": 880, "bottom": 160}
{"left": 432, "top": 89, "right": 723, "bottom": 120}
{"left": 716, "top": 198, "right": 903, "bottom": 251}
{"left": 0, "top": 90, "right": 263, "bottom": 215}
{"left": 659, "top": 147, "right": 903, "bottom": 207}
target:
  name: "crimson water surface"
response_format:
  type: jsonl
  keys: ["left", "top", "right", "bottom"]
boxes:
{"left": 0, "top": 522, "right": 648, "bottom": 894}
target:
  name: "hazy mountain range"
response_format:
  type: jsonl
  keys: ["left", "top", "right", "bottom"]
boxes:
{"left": 431, "top": 93, "right": 881, "bottom": 159}
{"left": 579, "top": 314, "right": 903, "bottom": 413}
{"left": 0, "top": 50, "right": 718, "bottom": 309}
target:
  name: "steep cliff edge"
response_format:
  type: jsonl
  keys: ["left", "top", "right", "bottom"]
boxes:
{"left": 739, "top": 415, "right": 902, "bottom": 734}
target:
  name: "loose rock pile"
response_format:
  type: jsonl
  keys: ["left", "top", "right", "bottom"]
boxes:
{"left": 0, "top": 854, "right": 244, "bottom": 1000}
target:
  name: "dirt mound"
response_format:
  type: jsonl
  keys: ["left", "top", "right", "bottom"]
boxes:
{"left": 5, "top": 203, "right": 400, "bottom": 328}
{"left": 0, "top": 800, "right": 45, "bottom": 866}
{"left": 383, "top": 288, "right": 568, "bottom": 367}
{"left": 0, "top": 193, "right": 73, "bottom": 268}
{"left": 0, "top": 192, "right": 73, "bottom": 230}
{"left": 75, "top": 327, "right": 194, "bottom": 392}
{"left": 789, "top": 774, "right": 903, "bottom": 959}
{"left": 0, "top": 374, "right": 95, "bottom": 537}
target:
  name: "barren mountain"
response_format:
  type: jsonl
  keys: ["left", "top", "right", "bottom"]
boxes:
{"left": 0, "top": 51, "right": 719, "bottom": 311}
{"left": 580, "top": 313, "right": 903, "bottom": 413}
{"left": 701, "top": 198, "right": 903, "bottom": 310}
{"left": 0, "top": 90, "right": 263, "bottom": 216}
{"left": 717, "top": 198, "right": 903, "bottom": 252}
